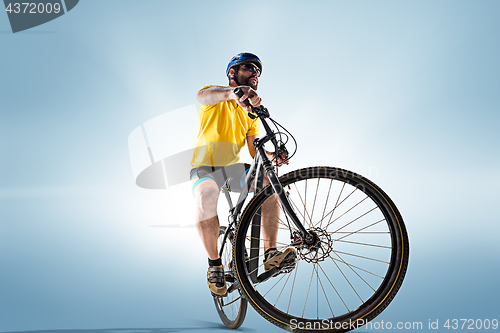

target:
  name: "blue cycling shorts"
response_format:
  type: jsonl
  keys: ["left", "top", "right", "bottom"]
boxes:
{"left": 190, "top": 163, "right": 250, "bottom": 196}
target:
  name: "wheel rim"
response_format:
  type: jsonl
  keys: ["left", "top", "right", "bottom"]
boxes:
{"left": 235, "top": 168, "right": 406, "bottom": 328}
{"left": 215, "top": 227, "right": 244, "bottom": 324}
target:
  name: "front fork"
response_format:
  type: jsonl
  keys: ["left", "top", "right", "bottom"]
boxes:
{"left": 254, "top": 139, "right": 314, "bottom": 245}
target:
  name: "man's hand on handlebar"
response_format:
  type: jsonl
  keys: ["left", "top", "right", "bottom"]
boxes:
{"left": 267, "top": 150, "right": 290, "bottom": 166}
{"left": 232, "top": 86, "right": 261, "bottom": 112}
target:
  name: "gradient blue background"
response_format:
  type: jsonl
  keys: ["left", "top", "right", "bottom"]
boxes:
{"left": 1, "top": 1, "right": 499, "bottom": 332}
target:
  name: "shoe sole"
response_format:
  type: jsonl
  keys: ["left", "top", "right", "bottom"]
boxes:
{"left": 264, "top": 248, "right": 297, "bottom": 271}
{"left": 211, "top": 290, "right": 228, "bottom": 298}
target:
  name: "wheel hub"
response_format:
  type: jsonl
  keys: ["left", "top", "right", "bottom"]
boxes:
{"left": 296, "top": 227, "right": 334, "bottom": 263}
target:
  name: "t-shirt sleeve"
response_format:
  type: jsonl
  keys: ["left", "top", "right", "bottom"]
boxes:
{"left": 198, "top": 85, "right": 212, "bottom": 95}
{"left": 247, "top": 118, "right": 260, "bottom": 137}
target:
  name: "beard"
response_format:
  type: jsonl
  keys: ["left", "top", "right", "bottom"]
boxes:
{"left": 239, "top": 75, "right": 258, "bottom": 90}
{"left": 247, "top": 80, "right": 258, "bottom": 90}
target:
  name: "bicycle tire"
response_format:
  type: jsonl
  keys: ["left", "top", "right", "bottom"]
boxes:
{"left": 233, "top": 167, "right": 409, "bottom": 332}
{"left": 213, "top": 226, "right": 248, "bottom": 329}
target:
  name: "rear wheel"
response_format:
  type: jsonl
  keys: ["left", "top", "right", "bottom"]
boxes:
{"left": 213, "top": 226, "right": 248, "bottom": 329}
{"left": 234, "top": 167, "right": 409, "bottom": 332}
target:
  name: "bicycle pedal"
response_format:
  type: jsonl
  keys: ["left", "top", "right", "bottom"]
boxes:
{"left": 257, "top": 267, "right": 279, "bottom": 283}
{"left": 226, "top": 281, "right": 240, "bottom": 294}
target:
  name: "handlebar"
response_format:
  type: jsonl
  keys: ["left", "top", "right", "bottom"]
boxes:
{"left": 233, "top": 87, "right": 270, "bottom": 119}
{"left": 233, "top": 87, "right": 289, "bottom": 164}
{"left": 233, "top": 87, "right": 253, "bottom": 108}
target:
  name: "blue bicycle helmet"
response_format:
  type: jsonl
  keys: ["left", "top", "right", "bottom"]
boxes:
{"left": 226, "top": 52, "right": 262, "bottom": 77}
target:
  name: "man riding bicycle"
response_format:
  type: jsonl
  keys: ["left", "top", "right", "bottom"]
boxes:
{"left": 191, "top": 53, "right": 296, "bottom": 297}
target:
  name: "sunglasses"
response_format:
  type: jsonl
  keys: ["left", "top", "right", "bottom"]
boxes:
{"left": 241, "top": 63, "right": 261, "bottom": 76}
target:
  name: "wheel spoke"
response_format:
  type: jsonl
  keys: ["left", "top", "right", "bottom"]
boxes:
{"left": 302, "top": 258, "right": 317, "bottom": 317}
{"left": 309, "top": 178, "right": 320, "bottom": 224}
{"left": 323, "top": 186, "right": 358, "bottom": 226}
{"left": 328, "top": 256, "right": 385, "bottom": 279}
{"left": 328, "top": 255, "right": 364, "bottom": 302}
{"left": 331, "top": 251, "right": 376, "bottom": 292}
{"left": 304, "top": 179, "right": 307, "bottom": 226}
{"left": 287, "top": 257, "right": 300, "bottom": 314}
{"left": 293, "top": 182, "right": 313, "bottom": 227}
{"left": 246, "top": 235, "right": 290, "bottom": 247}
{"left": 317, "top": 263, "right": 350, "bottom": 312}
{"left": 324, "top": 196, "right": 370, "bottom": 230}
{"left": 250, "top": 214, "right": 292, "bottom": 231}
{"left": 333, "top": 218, "right": 386, "bottom": 241}
{"left": 332, "top": 250, "right": 390, "bottom": 264}
{"left": 316, "top": 261, "right": 319, "bottom": 319}
{"left": 262, "top": 270, "right": 290, "bottom": 303}
{"left": 222, "top": 296, "right": 242, "bottom": 307}
{"left": 320, "top": 179, "right": 334, "bottom": 228}
{"left": 313, "top": 263, "right": 335, "bottom": 317}
{"left": 288, "top": 194, "right": 310, "bottom": 226}
{"left": 255, "top": 203, "right": 293, "bottom": 230}
{"left": 334, "top": 239, "right": 391, "bottom": 249}
{"left": 273, "top": 273, "right": 292, "bottom": 306}
{"left": 334, "top": 231, "right": 389, "bottom": 234}
{"left": 329, "top": 205, "right": 377, "bottom": 234}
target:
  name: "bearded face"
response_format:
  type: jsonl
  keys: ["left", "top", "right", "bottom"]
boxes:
{"left": 232, "top": 64, "right": 259, "bottom": 90}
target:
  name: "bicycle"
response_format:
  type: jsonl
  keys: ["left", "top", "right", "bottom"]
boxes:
{"left": 213, "top": 88, "right": 409, "bottom": 332}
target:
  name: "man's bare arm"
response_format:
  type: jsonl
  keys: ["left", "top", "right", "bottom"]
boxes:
{"left": 247, "top": 135, "right": 258, "bottom": 159}
{"left": 197, "top": 85, "right": 261, "bottom": 111}
{"left": 197, "top": 86, "right": 236, "bottom": 106}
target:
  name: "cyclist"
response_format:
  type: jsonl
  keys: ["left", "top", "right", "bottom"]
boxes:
{"left": 191, "top": 52, "right": 296, "bottom": 297}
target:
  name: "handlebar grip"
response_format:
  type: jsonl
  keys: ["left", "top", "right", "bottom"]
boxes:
{"left": 233, "top": 87, "right": 252, "bottom": 107}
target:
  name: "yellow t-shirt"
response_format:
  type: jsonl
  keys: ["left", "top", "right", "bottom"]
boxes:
{"left": 191, "top": 85, "right": 260, "bottom": 168}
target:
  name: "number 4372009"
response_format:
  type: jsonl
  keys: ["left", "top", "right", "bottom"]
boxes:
{"left": 6, "top": 2, "right": 62, "bottom": 14}
{"left": 444, "top": 319, "right": 498, "bottom": 330}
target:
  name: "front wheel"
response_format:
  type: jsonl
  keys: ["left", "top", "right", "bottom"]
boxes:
{"left": 233, "top": 167, "right": 409, "bottom": 332}
{"left": 213, "top": 226, "right": 248, "bottom": 329}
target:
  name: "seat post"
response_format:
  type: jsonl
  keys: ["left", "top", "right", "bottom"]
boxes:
{"left": 220, "top": 167, "right": 234, "bottom": 209}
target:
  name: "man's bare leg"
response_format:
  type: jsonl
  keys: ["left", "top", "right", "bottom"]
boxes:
{"left": 251, "top": 175, "right": 281, "bottom": 252}
{"left": 194, "top": 179, "right": 228, "bottom": 296}
{"left": 196, "top": 216, "right": 220, "bottom": 260}
{"left": 194, "top": 180, "right": 220, "bottom": 260}
{"left": 261, "top": 194, "right": 280, "bottom": 251}
{"left": 258, "top": 176, "right": 296, "bottom": 272}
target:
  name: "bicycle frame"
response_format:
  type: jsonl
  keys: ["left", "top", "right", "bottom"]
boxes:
{"left": 212, "top": 89, "right": 409, "bottom": 330}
